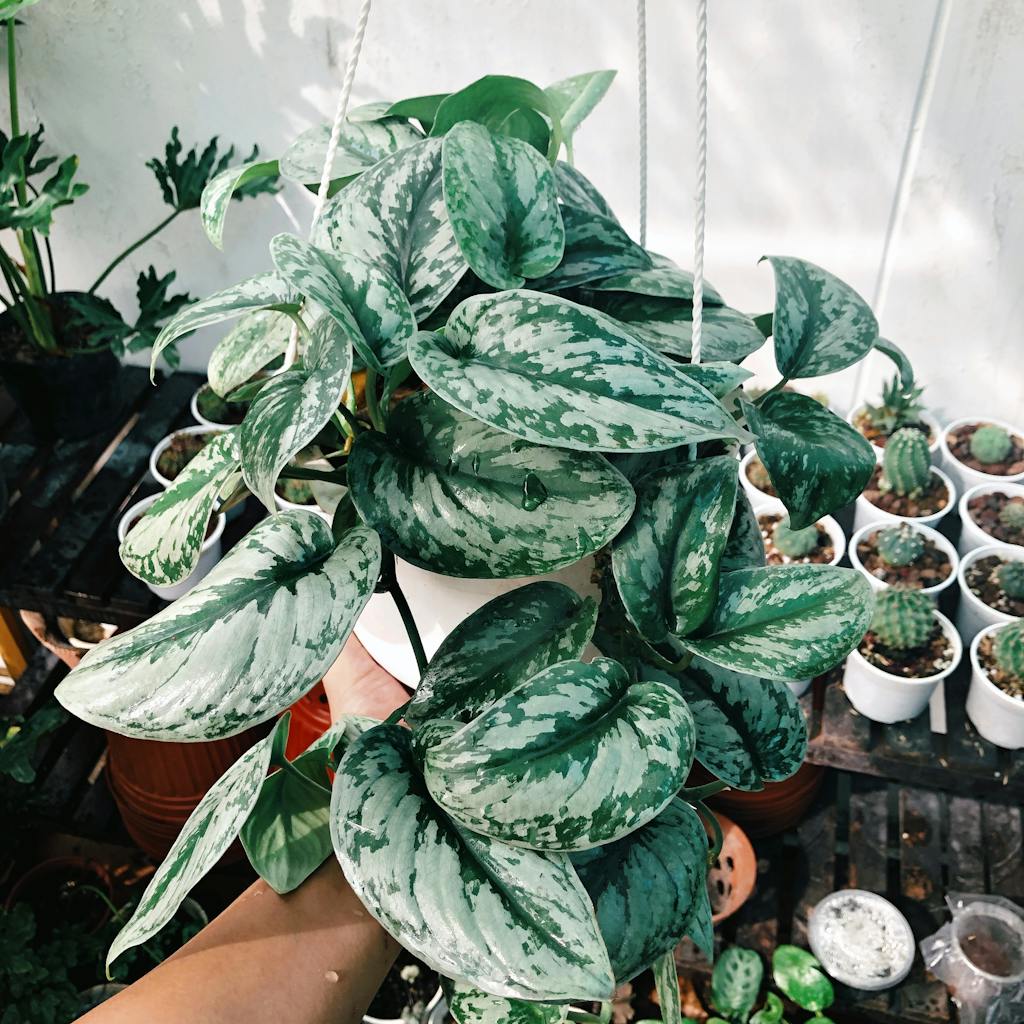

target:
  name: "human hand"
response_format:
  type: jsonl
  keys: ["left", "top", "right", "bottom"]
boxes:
{"left": 322, "top": 635, "right": 410, "bottom": 722}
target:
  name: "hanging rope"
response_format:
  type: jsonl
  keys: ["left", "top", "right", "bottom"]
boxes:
{"left": 636, "top": 0, "right": 649, "bottom": 248}
{"left": 691, "top": 0, "right": 708, "bottom": 368}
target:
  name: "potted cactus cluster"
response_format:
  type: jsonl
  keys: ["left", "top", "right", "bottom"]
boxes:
{"left": 968, "top": 619, "right": 1024, "bottom": 749}
{"left": 850, "top": 522, "right": 957, "bottom": 601}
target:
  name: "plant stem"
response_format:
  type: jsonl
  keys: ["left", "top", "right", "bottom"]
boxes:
{"left": 680, "top": 780, "right": 729, "bottom": 801}
{"left": 88, "top": 208, "right": 181, "bottom": 294}
{"left": 694, "top": 799, "right": 724, "bottom": 864}
{"left": 753, "top": 376, "right": 790, "bottom": 407}
{"left": 335, "top": 401, "right": 367, "bottom": 435}
{"left": 364, "top": 366, "right": 385, "bottom": 431}
{"left": 276, "top": 465, "right": 347, "bottom": 484}
{"left": 379, "top": 551, "right": 428, "bottom": 675}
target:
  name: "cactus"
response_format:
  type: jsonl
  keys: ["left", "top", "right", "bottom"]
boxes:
{"left": 994, "top": 620, "right": 1024, "bottom": 680}
{"left": 880, "top": 427, "right": 932, "bottom": 497}
{"left": 864, "top": 376, "right": 926, "bottom": 436}
{"left": 772, "top": 516, "right": 819, "bottom": 558}
{"left": 970, "top": 424, "right": 1012, "bottom": 465}
{"left": 876, "top": 525, "right": 925, "bottom": 567}
{"left": 999, "top": 500, "right": 1024, "bottom": 532}
{"left": 871, "top": 588, "right": 934, "bottom": 651}
{"left": 996, "top": 561, "right": 1024, "bottom": 601}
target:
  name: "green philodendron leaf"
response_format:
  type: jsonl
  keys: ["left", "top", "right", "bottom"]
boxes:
{"left": 545, "top": 70, "right": 616, "bottom": 145}
{"left": 646, "top": 658, "right": 807, "bottom": 792}
{"left": 411, "top": 291, "right": 748, "bottom": 452}
{"left": 553, "top": 161, "right": 617, "bottom": 221}
{"left": 749, "top": 992, "right": 785, "bottom": 1024}
{"left": 592, "top": 253, "right": 724, "bottom": 304}
{"left": 720, "top": 490, "right": 767, "bottom": 573}
{"left": 150, "top": 272, "right": 297, "bottom": 377}
{"left": 534, "top": 204, "right": 651, "bottom": 291}
{"left": 764, "top": 255, "right": 878, "bottom": 379}
{"left": 315, "top": 138, "right": 467, "bottom": 320}
{"left": 681, "top": 565, "right": 874, "bottom": 681}
{"left": 654, "top": 950, "right": 684, "bottom": 1024}
{"left": 422, "top": 658, "right": 695, "bottom": 852}
{"left": 270, "top": 233, "right": 415, "bottom": 372}
{"left": 675, "top": 362, "right": 753, "bottom": 399}
{"left": 712, "top": 947, "right": 764, "bottom": 1023}
{"left": 348, "top": 390, "right": 635, "bottom": 578}
{"left": 446, "top": 980, "right": 567, "bottom": 1024}
{"left": 331, "top": 722, "right": 614, "bottom": 1001}
{"left": 874, "top": 336, "right": 915, "bottom": 391}
{"left": 119, "top": 431, "right": 239, "bottom": 587}
{"left": 743, "top": 392, "right": 874, "bottom": 529}
{"left": 497, "top": 106, "right": 552, "bottom": 154}
{"left": 612, "top": 457, "right": 739, "bottom": 643}
{"left": 239, "top": 315, "right": 352, "bottom": 513}
{"left": 572, "top": 798, "right": 713, "bottom": 981}
{"left": 385, "top": 93, "right": 450, "bottom": 133}
{"left": 207, "top": 310, "right": 292, "bottom": 399}
{"left": 279, "top": 117, "right": 423, "bottom": 185}
{"left": 105, "top": 716, "right": 285, "bottom": 970}
{"left": 772, "top": 946, "right": 834, "bottom": 1013}
{"left": 200, "top": 158, "right": 279, "bottom": 249}
{"left": 442, "top": 122, "right": 564, "bottom": 289}
{"left": 56, "top": 515, "right": 381, "bottom": 740}
{"left": 407, "top": 581, "right": 598, "bottom": 725}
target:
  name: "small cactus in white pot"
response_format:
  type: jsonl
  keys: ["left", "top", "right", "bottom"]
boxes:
{"left": 957, "top": 482, "right": 1024, "bottom": 557}
{"left": 940, "top": 417, "right": 1024, "bottom": 495}
{"left": 849, "top": 375, "right": 940, "bottom": 461}
{"left": 968, "top": 619, "right": 1024, "bottom": 749}
{"left": 755, "top": 500, "right": 846, "bottom": 568}
{"left": 849, "top": 521, "right": 958, "bottom": 602}
{"left": 956, "top": 544, "right": 1024, "bottom": 642}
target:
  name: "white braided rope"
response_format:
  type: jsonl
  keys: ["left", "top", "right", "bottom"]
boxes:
{"left": 691, "top": 0, "right": 708, "bottom": 368}
{"left": 636, "top": 0, "right": 648, "bottom": 248}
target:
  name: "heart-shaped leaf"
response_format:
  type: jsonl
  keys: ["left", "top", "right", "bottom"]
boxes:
{"left": 764, "top": 255, "right": 878, "bottom": 378}
{"left": 750, "top": 991, "right": 785, "bottom": 1024}
{"left": 119, "top": 431, "right": 239, "bottom": 587}
{"left": 315, "top": 138, "right": 467, "bottom": 320}
{"left": 442, "top": 122, "right": 564, "bottom": 289}
{"left": 407, "top": 581, "right": 597, "bottom": 725}
{"left": 772, "top": 946, "right": 834, "bottom": 1012}
{"left": 592, "top": 253, "right": 723, "bottom": 304}
{"left": 681, "top": 564, "right": 874, "bottom": 680}
{"left": 446, "top": 980, "right": 567, "bottom": 1024}
{"left": 207, "top": 310, "right": 292, "bottom": 399}
{"left": 572, "top": 799, "right": 713, "bottom": 981}
{"left": 553, "top": 162, "right": 617, "bottom": 221}
{"left": 612, "top": 457, "right": 739, "bottom": 643}
{"left": 56, "top": 515, "right": 381, "bottom": 740}
{"left": 411, "top": 291, "right": 748, "bottom": 452}
{"left": 239, "top": 314, "right": 352, "bottom": 512}
{"left": 348, "top": 390, "right": 634, "bottom": 577}
{"left": 711, "top": 947, "right": 764, "bottom": 1022}
{"left": 744, "top": 392, "right": 874, "bottom": 529}
{"left": 422, "top": 658, "right": 695, "bottom": 851}
{"left": 720, "top": 490, "right": 767, "bottom": 572}
{"left": 331, "top": 722, "right": 614, "bottom": 1000}
{"left": 545, "top": 70, "right": 616, "bottom": 147}
{"left": 200, "top": 158, "right": 279, "bottom": 249}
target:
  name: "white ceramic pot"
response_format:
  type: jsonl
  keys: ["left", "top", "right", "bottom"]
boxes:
{"left": 118, "top": 494, "right": 225, "bottom": 601}
{"left": 842, "top": 610, "right": 962, "bottom": 724}
{"left": 189, "top": 384, "right": 239, "bottom": 429}
{"left": 967, "top": 623, "right": 1024, "bottom": 749}
{"left": 956, "top": 544, "right": 1024, "bottom": 643}
{"left": 753, "top": 498, "right": 846, "bottom": 566}
{"left": 940, "top": 416, "right": 1024, "bottom": 496}
{"left": 848, "top": 521, "right": 958, "bottom": 602}
{"left": 851, "top": 466, "right": 955, "bottom": 534}
{"left": 354, "top": 555, "right": 600, "bottom": 687}
{"left": 956, "top": 482, "right": 1024, "bottom": 557}
{"left": 848, "top": 405, "right": 942, "bottom": 464}
{"left": 149, "top": 424, "right": 224, "bottom": 489}
{"left": 739, "top": 449, "right": 776, "bottom": 505}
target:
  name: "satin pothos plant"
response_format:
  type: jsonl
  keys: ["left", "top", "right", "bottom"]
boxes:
{"left": 55, "top": 72, "right": 889, "bottom": 1020}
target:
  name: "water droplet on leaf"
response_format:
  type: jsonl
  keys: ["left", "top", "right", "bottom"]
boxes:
{"left": 521, "top": 473, "right": 548, "bottom": 511}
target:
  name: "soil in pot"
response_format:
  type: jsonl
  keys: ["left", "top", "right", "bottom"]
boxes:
{"left": 276, "top": 476, "right": 316, "bottom": 505}
{"left": 156, "top": 431, "right": 217, "bottom": 482}
{"left": 967, "top": 492, "right": 1024, "bottom": 546}
{"left": 947, "top": 422, "right": 1024, "bottom": 476}
{"left": 853, "top": 409, "right": 934, "bottom": 449}
{"left": 366, "top": 948, "right": 439, "bottom": 1021}
{"left": 196, "top": 384, "right": 250, "bottom": 425}
{"left": 856, "top": 529, "right": 952, "bottom": 589}
{"left": 745, "top": 456, "right": 776, "bottom": 496}
{"left": 758, "top": 512, "right": 834, "bottom": 565}
{"left": 965, "top": 555, "right": 1024, "bottom": 618}
{"left": 858, "top": 626, "right": 955, "bottom": 679}
{"left": 862, "top": 464, "right": 950, "bottom": 518}
{"left": 977, "top": 633, "right": 1024, "bottom": 700}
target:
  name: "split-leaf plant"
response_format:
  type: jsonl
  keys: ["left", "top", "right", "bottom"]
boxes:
{"left": 56, "top": 71, "right": 884, "bottom": 1022}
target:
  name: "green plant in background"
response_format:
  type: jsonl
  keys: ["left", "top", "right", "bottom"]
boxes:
{"left": 994, "top": 620, "right": 1024, "bottom": 680}
{"left": 1000, "top": 500, "right": 1024, "bottom": 532}
{"left": 876, "top": 524, "right": 924, "bottom": 567}
{"left": 996, "top": 561, "right": 1024, "bottom": 600}
{"left": 0, "top": 702, "right": 65, "bottom": 783}
{"left": 879, "top": 426, "right": 931, "bottom": 497}
{"left": 53, "top": 70, "right": 888, "bottom": 1022}
{"left": 969, "top": 424, "right": 1011, "bottom": 465}
{"left": 771, "top": 516, "right": 818, "bottom": 558}
{"left": 862, "top": 374, "right": 926, "bottom": 437}
{"left": 871, "top": 587, "right": 934, "bottom": 651}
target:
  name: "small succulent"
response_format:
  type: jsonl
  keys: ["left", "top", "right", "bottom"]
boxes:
{"left": 999, "top": 500, "right": 1024, "bottom": 532}
{"left": 994, "top": 620, "right": 1024, "bottom": 680}
{"left": 771, "top": 516, "right": 818, "bottom": 558}
{"left": 871, "top": 587, "right": 934, "bottom": 651}
{"left": 880, "top": 427, "right": 931, "bottom": 497}
{"left": 996, "top": 561, "right": 1024, "bottom": 601}
{"left": 864, "top": 376, "right": 926, "bottom": 437}
{"left": 970, "top": 424, "right": 1012, "bottom": 465}
{"left": 876, "top": 524, "right": 924, "bottom": 567}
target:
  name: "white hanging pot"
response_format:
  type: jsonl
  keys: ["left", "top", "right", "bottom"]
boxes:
{"left": 966, "top": 623, "right": 1024, "bottom": 749}
{"left": 354, "top": 555, "right": 600, "bottom": 687}
{"left": 847, "top": 405, "right": 942, "bottom": 464}
{"left": 848, "top": 521, "right": 958, "bottom": 603}
{"left": 957, "top": 482, "right": 1024, "bottom": 557}
{"left": 842, "top": 611, "right": 961, "bottom": 724}
{"left": 940, "top": 416, "right": 1024, "bottom": 496}
{"left": 851, "top": 466, "right": 956, "bottom": 534}
{"left": 956, "top": 544, "right": 1024, "bottom": 643}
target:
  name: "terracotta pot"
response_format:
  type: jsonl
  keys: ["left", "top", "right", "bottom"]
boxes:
{"left": 708, "top": 762, "right": 826, "bottom": 838}
{"left": 5, "top": 856, "right": 113, "bottom": 934}
{"left": 283, "top": 681, "right": 333, "bottom": 761}
{"left": 706, "top": 812, "right": 757, "bottom": 923}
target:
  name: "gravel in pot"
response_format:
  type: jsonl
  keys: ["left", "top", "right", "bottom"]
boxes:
{"left": 856, "top": 526, "right": 952, "bottom": 589}
{"left": 757, "top": 512, "right": 834, "bottom": 565}
{"left": 862, "top": 464, "right": 950, "bottom": 519}
{"left": 966, "top": 492, "right": 1024, "bottom": 546}
{"left": 947, "top": 422, "right": 1024, "bottom": 477}
{"left": 964, "top": 555, "right": 1024, "bottom": 618}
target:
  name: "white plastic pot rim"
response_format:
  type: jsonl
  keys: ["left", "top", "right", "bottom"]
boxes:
{"left": 849, "top": 521, "right": 958, "bottom": 596}
{"left": 850, "top": 611, "right": 962, "bottom": 686}
{"left": 859, "top": 466, "right": 955, "bottom": 523}
{"left": 970, "top": 624, "right": 1024, "bottom": 714}
{"left": 150, "top": 424, "right": 226, "bottom": 489}
{"left": 957, "top": 545, "right": 1024, "bottom": 623}
{"left": 941, "top": 416, "right": 1024, "bottom": 483}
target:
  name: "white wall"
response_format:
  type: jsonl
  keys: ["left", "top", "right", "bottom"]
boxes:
{"left": 8, "top": 0, "right": 1023, "bottom": 421}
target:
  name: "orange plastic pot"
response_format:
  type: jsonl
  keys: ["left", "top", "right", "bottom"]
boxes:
{"left": 706, "top": 812, "right": 757, "bottom": 924}
{"left": 283, "top": 681, "right": 333, "bottom": 761}
{"left": 707, "top": 762, "right": 826, "bottom": 838}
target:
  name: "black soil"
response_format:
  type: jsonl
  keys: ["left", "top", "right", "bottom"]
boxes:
{"left": 856, "top": 531, "right": 952, "bottom": 589}
{"left": 965, "top": 555, "right": 1024, "bottom": 617}
{"left": 863, "top": 464, "right": 950, "bottom": 518}
{"left": 967, "top": 492, "right": 1024, "bottom": 546}
{"left": 758, "top": 512, "right": 835, "bottom": 565}
{"left": 947, "top": 422, "right": 1024, "bottom": 477}
{"left": 859, "top": 624, "right": 955, "bottom": 679}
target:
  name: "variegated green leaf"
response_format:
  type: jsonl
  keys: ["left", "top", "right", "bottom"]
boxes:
{"left": 207, "top": 310, "right": 292, "bottom": 399}
{"left": 200, "top": 158, "right": 279, "bottom": 249}
{"left": 56, "top": 515, "right": 381, "bottom": 740}
{"left": 677, "top": 361, "right": 752, "bottom": 399}
{"left": 408, "top": 581, "right": 598, "bottom": 725}
{"left": 572, "top": 799, "right": 713, "bottom": 981}
{"left": 270, "top": 233, "right": 414, "bottom": 372}
{"left": 106, "top": 717, "right": 285, "bottom": 970}
{"left": 315, "top": 138, "right": 467, "bottom": 320}
{"left": 150, "top": 272, "right": 297, "bottom": 376}
{"left": 332, "top": 722, "right": 614, "bottom": 1000}
{"left": 120, "top": 431, "right": 239, "bottom": 587}
{"left": 422, "top": 658, "right": 695, "bottom": 851}
{"left": 385, "top": 93, "right": 449, "bottom": 133}
{"left": 681, "top": 565, "right": 874, "bottom": 680}
{"left": 348, "top": 390, "right": 634, "bottom": 577}
{"left": 593, "top": 253, "right": 724, "bottom": 304}
{"left": 743, "top": 392, "right": 874, "bottom": 529}
{"left": 765, "top": 255, "right": 878, "bottom": 378}
{"left": 772, "top": 945, "right": 834, "bottom": 1012}
{"left": 874, "top": 336, "right": 914, "bottom": 391}
{"left": 645, "top": 659, "right": 806, "bottom": 791}
{"left": 442, "top": 122, "right": 564, "bottom": 289}
{"left": 545, "top": 70, "right": 616, "bottom": 147}
{"left": 612, "top": 457, "right": 739, "bottom": 643}
{"left": 446, "top": 980, "right": 567, "bottom": 1024}
{"left": 279, "top": 117, "right": 422, "bottom": 185}
{"left": 412, "top": 291, "right": 748, "bottom": 452}
{"left": 654, "top": 950, "right": 684, "bottom": 1024}
{"left": 712, "top": 947, "right": 764, "bottom": 1022}
{"left": 534, "top": 204, "right": 651, "bottom": 291}
{"left": 720, "top": 489, "right": 767, "bottom": 573}
{"left": 553, "top": 161, "right": 617, "bottom": 221}
{"left": 239, "top": 315, "right": 352, "bottom": 512}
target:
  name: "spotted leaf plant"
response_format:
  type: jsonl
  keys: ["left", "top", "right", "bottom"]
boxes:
{"left": 55, "top": 71, "right": 879, "bottom": 1021}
